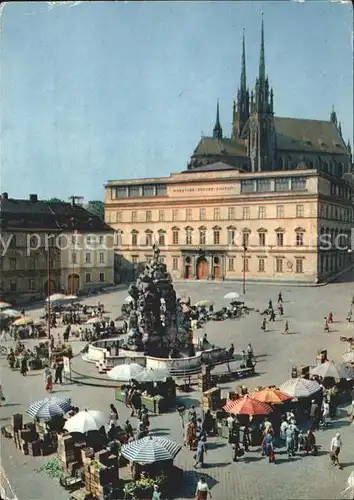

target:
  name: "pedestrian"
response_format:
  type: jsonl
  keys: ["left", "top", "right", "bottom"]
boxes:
{"left": 324, "top": 317, "right": 330, "bottom": 332}
{"left": 188, "top": 405, "right": 197, "bottom": 425}
{"left": 269, "top": 309, "right": 276, "bottom": 322}
{"left": 264, "top": 431, "right": 275, "bottom": 463}
{"left": 0, "top": 382, "right": 6, "bottom": 407}
{"left": 20, "top": 356, "right": 28, "bottom": 376}
{"left": 194, "top": 437, "right": 207, "bottom": 468}
{"left": 280, "top": 417, "right": 288, "bottom": 443}
{"left": 151, "top": 484, "right": 162, "bottom": 500}
{"left": 321, "top": 400, "right": 330, "bottom": 427}
{"left": 261, "top": 317, "right": 267, "bottom": 331}
{"left": 243, "top": 425, "right": 251, "bottom": 452}
{"left": 310, "top": 399, "right": 320, "bottom": 430}
{"left": 327, "top": 311, "right": 333, "bottom": 323}
{"left": 131, "top": 389, "right": 142, "bottom": 417}
{"left": 268, "top": 299, "right": 273, "bottom": 310}
{"left": 278, "top": 292, "right": 283, "bottom": 303}
{"left": 44, "top": 366, "right": 53, "bottom": 393}
{"left": 195, "top": 476, "right": 212, "bottom": 499}
{"left": 330, "top": 432, "right": 342, "bottom": 466}
{"left": 278, "top": 303, "right": 284, "bottom": 316}
{"left": 54, "top": 362, "right": 64, "bottom": 384}
{"left": 124, "top": 420, "right": 134, "bottom": 440}
{"left": 285, "top": 425, "right": 295, "bottom": 458}
{"left": 282, "top": 320, "right": 289, "bottom": 335}
{"left": 109, "top": 404, "right": 119, "bottom": 427}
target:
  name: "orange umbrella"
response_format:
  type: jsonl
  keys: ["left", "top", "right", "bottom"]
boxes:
{"left": 223, "top": 395, "right": 272, "bottom": 416}
{"left": 252, "top": 387, "right": 292, "bottom": 405}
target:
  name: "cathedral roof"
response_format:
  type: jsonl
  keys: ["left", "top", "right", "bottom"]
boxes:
{"left": 183, "top": 161, "right": 239, "bottom": 173}
{"left": 192, "top": 136, "right": 247, "bottom": 158}
{"left": 274, "top": 117, "right": 347, "bottom": 154}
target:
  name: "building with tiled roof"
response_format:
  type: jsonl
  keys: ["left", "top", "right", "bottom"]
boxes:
{"left": 0, "top": 193, "right": 114, "bottom": 304}
{"left": 187, "top": 18, "right": 351, "bottom": 177}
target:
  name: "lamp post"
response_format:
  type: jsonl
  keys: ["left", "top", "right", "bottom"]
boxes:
{"left": 242, "top": 244, "right": 247, "bottom": 295}
{"left": 47, "top": 245, "right": 51, "bottom": 343}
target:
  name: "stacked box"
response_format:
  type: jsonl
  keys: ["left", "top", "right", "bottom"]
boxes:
{"left": 28, "top": 440, "right": 42, "bottom": 457}
{"left": 12, "top": 414, "right": 23, "bottom": 432}
{"left": 81, "top": 447, "right": 94, "bottom": 464}
{"left": 20, "top": 429, "right": 32, "bottom": 442}
{"left": 20, "top": 440, "right": 29, "bottom": 455}
{"left": 198, "top": 366, "right": 212, "bottom": 392}
{"left": 57, "top": 435, "right": 75, "bottom": 467}
{"left": 13, "top": 431, "right": 21, "bottom": 449}
{"left": 202, "top": 387, "right": 221, "bottom": 411}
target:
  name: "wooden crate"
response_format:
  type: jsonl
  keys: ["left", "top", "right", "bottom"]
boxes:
{"left": 202, "top": 387, "right": 221, "bottom": 411}
{"left": 12, "top": 414, "right": 23, "bottom": 432}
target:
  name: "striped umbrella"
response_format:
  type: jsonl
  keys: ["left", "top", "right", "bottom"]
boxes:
{"left": 252, "top": 387, "right": 292, "bottom": 404}
{"left": 310, "top": 361, "right": 353, "bottom": 380}
{"left": 223, "top": 395, "right": 272, "bottom": 416}
{"left": 121, "top": 436, "right": 181, "bottom": 464}
{"left": 279, "top": 378, "right": 321, "bottom": 398}
{"left": 27, "top": 396, "right": 71, "bottom": 419}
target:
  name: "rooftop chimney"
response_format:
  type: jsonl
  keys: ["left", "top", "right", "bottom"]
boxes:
{"left": 1, "top": 192, "right": 8, "bottom": 200}
{"left": 29, "top": 194, "right": 38, "bottom": 202}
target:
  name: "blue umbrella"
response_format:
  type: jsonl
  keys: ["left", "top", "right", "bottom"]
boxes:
{"left": 27, "top": 396, "right": 71, "bottom": 419}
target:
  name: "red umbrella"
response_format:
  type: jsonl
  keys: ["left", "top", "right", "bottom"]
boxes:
{"left": 223, "top": 395, "right": 272, "bottom": 416}
{"left": 251, "top": 387, "right": 292, "bottom": 405}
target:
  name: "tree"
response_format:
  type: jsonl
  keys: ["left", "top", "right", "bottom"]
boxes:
{"left": 87, "top": 200, "right": 105, "bottom": 220}
{"left": 45, "top": 198, "right": 63, "bottom": 203}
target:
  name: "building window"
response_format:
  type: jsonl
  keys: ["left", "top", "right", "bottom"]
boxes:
{"left": 116, "top": 230, "right": 123, "bottom": 246}
{"left": 131, "top": 255, "right": 138, "bottom": 265}
{"left": 71, "top": 234, "right": 77, "bottom": 245}
{"left": 99, "top": 252, "right": 105, "bottom": 263}
{"left": 258, "top": 206, "right": 266, "bottom": 219}
{"left": 296, "top": 204, "right": 304, "bottom": 217}
{"left": 200, "top": 208, "right": 206, "bottom": 220}
{"left": 258, "top": 258, "right": 265, "bottom": 272}
{"left": 199, "top": 230, "right": 206, "bottom": 245}
{"left": 145, "top": 232, "right": 153, "bottom": 246}
{"left": 257, "top": 179, "right": 272, "bottom": 192}
{"left": 71, "top": 252, "right": 77, "bottom": 264}
{"left": 295, "top": 258, "right": 303, "bottom": 273}
{"left": 146, "top": 210, "right": 152, "bottom": 222}
{"left": 228, "top": 229, "right": 235, "bottom": 245}
{"left": 242, "top": 232, "right": 249, "bottom": 248}
{"left": 228, "top": 257, "right": 235, "bottom": 271}
{"left": 185, "top": 228, "right": 192, "bottom": 245}
{"left": 186, "top": 208, "right": 192, "bottom": 221}
{"left": 28, "top": 279, "right": 35, "bottom": 291}
{"left": 213, "top": 208, "right": 220, "bottom": 220}
{"left": 241, "top": 179, "right": 255, "bottom": 193}
{"left": 172, "top": 230, "right": 179, "bottom": 245}
{"left": 158, "top": 210, "right": 165, "bottom": 222}
{"left": 213, "top": 229, "right": 220, "bottom": 245}
{"left": 296, "top": 232, "right": 304, "bottom": 246}
{"left": 129, "top": 186, "right": 141, "bottom": 198}
{"left": 172, "top": 209, "right": 179, "bottom": 222}
{"left": 85, "top": 273, "right": 91, "bottom": 283}
{"left": 172, "top": 257, "right": 179, "bottom": 270}
{"left": 131, "top": 231, "right": 138, "bottom": 246}
{"left": 131, "top": 211, "right": 137, "bottom": 223}
{"left": 8, "top": 258, "right": 16, "bottom": 270}
{"left": 99, "top": 236, "right": 104, "bottom": 245}
{"left": 242, "top": 258, "right": 249, "bottom": 272}
{"left": 115, "top": 186, "right": 127, "bottom": 198}
{"left": 116, "top": 211, "right": 122, "bottom": 223}
{"left": 276, "top": 205, "right": 284, "bottom": 218}
{"left": 85, "top": 252, "right": 91, "bottom": 263}
{"left": 142, "top": 185, "right": 155, "bottom": 197}
{"left": 276, "top": 258, "right": 283, "bottom": 273}
{"left": 116, "top": 255, "right": 122, "bottom": 266}
{"left": 156, "top": 184, "right": 167, "bottom": 196}
{"left": 243, "top": 206, "right": 250, "bottom": 220}
{"left": 228, "top": 207, "right": 235, "bottom": 220}
{"left": 10, "top": 280, "right": 16, "bottom": 292}
{"left": 276, "top": 232, "right": 284, "bottom": 246}
{"left": 258, "top": 232, "right": 266, "bottom": 246}
{"left": 158, "top": 232, "right": 165, "bottom": 246}
{"left": 86, "top": 236, "right": 91, "bottom": 245}
{"left": 275, "top": 177, "right": 289, "bottom": 191}
{"left": 278, "top": 158, "right": 284, "bottom": 170}
{"left": 99, "top": 272, "right": 105, "bottom": 282}
{"left": 291, "top": 177, "right": 306, "bottom": 190}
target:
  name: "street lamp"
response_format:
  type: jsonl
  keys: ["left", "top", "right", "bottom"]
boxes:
{"left": 242, "top": 244, "right": 247, "bottom": 295}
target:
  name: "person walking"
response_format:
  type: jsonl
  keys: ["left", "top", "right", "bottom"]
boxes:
{"left": 109, "top": 404, "right": 119, "bottom": 427}
{"left": 282, "top": 321, "right": 289, "bottom": 335}
{"left": 20, "top": 356, "right": 28, "bottom": 377}
{"left": 194, "top": 437, "right": 207, "bottom": 468}
{"left": 324, "top": 317, "right": 330, "bottom": 332}
{"left": 44, "top": 366, "right": 53, "bottom": 393}
{"left": 54, "top": 362, "right": 64, "bottom": 384}
{"left": 278, "top": 292, "right": 283, "bottom": 303}
{"left": 195, "top": 476, "right": 212, "bottom": 499}
{"left": 330, "top": 432, "right": 342, "bottom": 466}
{"left": 261, "top": 317, "right": 267, "bottom": 331}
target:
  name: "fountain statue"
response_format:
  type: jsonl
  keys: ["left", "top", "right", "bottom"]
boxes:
{"left": 125, "top": 244, "right": 184, "bottom": 357}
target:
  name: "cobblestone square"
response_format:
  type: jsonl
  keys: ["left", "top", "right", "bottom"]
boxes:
{"left": 1, "top": 276, "right": 354, "bottom": 500}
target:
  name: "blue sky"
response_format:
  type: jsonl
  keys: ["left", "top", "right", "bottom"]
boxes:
{"left": 1, "top": 1, "right": 352, "bottom": 201}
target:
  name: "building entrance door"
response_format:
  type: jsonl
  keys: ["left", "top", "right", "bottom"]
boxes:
{"left": 213, "top": 265, "right": 221, "bottom": 280}
{"left": 68, "top": 274, "right": 80, "bottom": 294}
{"left": 185, "top": 265, "right": 192, "bottom": 279}
{"left": 196, "top": 257, "right": 209, "bottom": 280}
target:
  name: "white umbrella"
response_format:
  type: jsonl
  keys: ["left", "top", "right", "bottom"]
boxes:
{"left": 195, "top": 299, "right": 214, "bottom": 308}
{"left": 107, "top": 363, "right": 144, "bottom": 382}
{"left": 65, "top": 295, "right": 79, "bottom": 302}
{"left": 64, "top": 410, "right": 106, "bottom": 433}
{"left": 224, "top": 292, "right": 240, "bottom": 300}
{"left": 124, "top": 296, "right": 134, "bottom": 303}
{"left": 310, "top": 361, "right": 353, "bottom": 379}
{"left": 342, "top": 351, "right": 354, "bottom": 363}
{"left": 279, "top": 378, "right": 321, "bottom": 398}
{"left": 134, "top": 368, "right": 170, "bottom": 383}
{"left": 0, "top": 302, "right": 11, "bottom": 310}
{"left": 0, "top": 309, "right": 21, "bottom": 318}
{"left": 46, "top": 293, "right": 67, "bottom": 303}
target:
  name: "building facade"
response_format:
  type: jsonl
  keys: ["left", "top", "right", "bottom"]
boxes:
{"left": 0, "top": 193, "right": 114, "bottom": 304}
{"left": 105, "top": 167, "right": 354, "bottom": 284}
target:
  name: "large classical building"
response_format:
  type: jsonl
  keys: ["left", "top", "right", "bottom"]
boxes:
{"left": 0, "top": 193, "right": 114, "bottom": 304}
{"left": 104, "top": 18, "right": 353, "bottom": 284}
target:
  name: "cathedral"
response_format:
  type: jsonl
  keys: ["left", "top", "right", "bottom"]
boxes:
{"left": 188, "top": 17, "right": 352, "bottom": 178}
